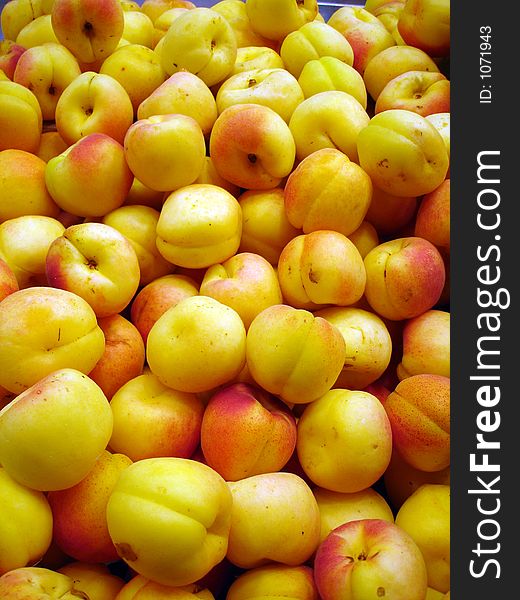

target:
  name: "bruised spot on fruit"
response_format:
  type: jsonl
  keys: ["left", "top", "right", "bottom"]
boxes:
{"left": 378, "top": 159, "right": 389, "bottom": 168}
{"left": 248, "top": 78, "right": 257, "bottom": 87}
{"left": 211, "top": 39, "right": 216, "bottom": 50}
{"left": 308, "top": 268, "right": 319, "bottom": 284}
{"left": 116, "top": 542, "right": 138, "bottom": 561}
{"left": 377, "top": 587, "right": 386, "bottom": 597}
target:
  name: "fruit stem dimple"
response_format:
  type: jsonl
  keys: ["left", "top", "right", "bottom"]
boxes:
{"left": 83, "top": 21, "right": 94, "bottom": 37}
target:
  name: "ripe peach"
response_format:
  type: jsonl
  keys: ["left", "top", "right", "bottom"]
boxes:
{"left": 147, "top": 295, "right": 246, "bottom": 393}
{"left": 297, "top": 389, "right": 392, "bottom": 493}
{"left": 357, "top": 109, "right": 449, "bottom": 198}
{"left": 327, "top": 5, "right": 396, "bottom": 74}
{"left": 45, "top": 132, "right": 134, "bottom": 218}
{"left": 124, "top": 114, "right": 206, "bottom": 193}
{"left": 0, "top": 80, "right": 42, "bottom": 153}
{"left": 0, "top": 467, "right": 53, "bottom": 575}
{"left": 215, "top": 67, "right": 304, "bottom": 123}
{"left": 396, "top": 484, "right": 450, "bottom": 593}
{"left": 384, "top": 374, "right": 450, "bottom": 472}
{"left": 0, "top": 40, "right": 27, "bottom": 80}
{"left": 137, "top": 71, "right": 218, "bottom": 137}
{"left": 0, "top": 286, "right": 105, "bottom": 394}
{"left": 122, "top": 8, "right": 155, "bottom": 47}
{"left": 47, "top": 450, "right": 132, "bottom": 563}
{"left": 210, "top": 103, "right": 296, "bottom": 190}
{"left": 106, "top": 457, "right": 233, "bottom": 587}
{"left": 0, "top": 215, "right": 64, "bottom": 289}
{"left": 397, "top": 0, "right": 450, "bottom": 57}
{"left": 0, "top": 368, "right": 113, "bottom": 491}
{"left": 13, "top": 42, "right": 81, "bottom": 121}
{"left": 246, "top": 304, "right": 346, "bottom": 405}
{"left": 364, "top": 237, "right": 446, "bottom": 321}
{"left": 397, "top": 309, "right": 450, "bottom": 380}
{"left": 227, "top": 472, "right": 321, "bottom": 568}
{"left": 298, "top": 56, "right": 367, "bottom": 108}
{"left": 51, "top": 0, "right": 125, "bottom": 64}
{"left": 415, "top": 178, "right": 450, "bottom": 254}
{"left": 375, "top": 70, "right": 450, "bottom": 116}
{"left": 109, "top": 370, "right": 204, "bottom": 461}
{"left": 1, "top": 0, "right": 44, "bottom": 41}
{"left": 15, "top": 13, "right": 59, "bottom": 48}
{"left": 314, "top": 519, "right": 428, "bottom": 600}
{"left": 288, "top": 90, "right": 369, "bottom": 162}
{"left": 156, "top": 184, "right": 242, "bottom": 269}
{"left": 55, "top": 71, "right": 134, "bottom": 145}
{"left": 284, "top": 148, "right": 373, "bottom": 237}
{"left": 160, "top": 7, "right": 237, "bottom": 86}
{"left": 46, "top": 222, "right": 141, "bottom": 318}
{"left": 278, "top": 230, "right": 366, "bottom": 309}
{"left": 363, "top": 43, "right": 440, "bottom": 101}
{"left": 201, "top": 382, "right": 297, "bottom": 481}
